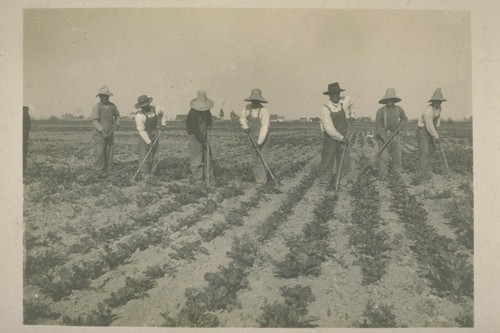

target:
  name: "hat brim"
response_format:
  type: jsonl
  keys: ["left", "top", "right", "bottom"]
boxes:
{"left": 190, "top": 99, "right": 214, "bottom": 111}
{"left": 379, "top": 97, "right": 402, "bottom": 104}
{"left": 429, "top": 99, "right": 447, "bottom": 102}
{"left": 244, "top": 98, "right": 268, "bottom": 103}
{"left": 135, "top": 97, "right": 153, "bottom": 109}
{"left": 96, "top": 92, "right": 113, "bottom": 97}
{"left": 323, "top": 89, "right": 345, "bottom": 95}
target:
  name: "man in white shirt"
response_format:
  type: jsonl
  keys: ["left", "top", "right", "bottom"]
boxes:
{"left": 318, "top": 82, "right": 357, "bottom": 189}
{"left": 416, "top": 88, "right": 446, "bottom": 182}
{"left": 134, "top": 95, "right": 167, "bottom": 181}
{"left": 240, "top": 89, "right": 271, "bottom": 184}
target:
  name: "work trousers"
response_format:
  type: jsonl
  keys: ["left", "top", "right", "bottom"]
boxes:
{"left": 376, "top": 134, "right": 402, "bottom": 178}
{"left": 319, "top": 134, "right": 348, "bottom": 184}
{"left": 417, "top": 127, "right": 435, "bottom": 180}
{"left": 138, "top": 136, "right": 159, "bottom": 177}
{"left": 93, "top": 132, "right": 114, "bottom": 172}
{"left": 249, "top": 136, "right": 270, "bottom": 184}
{"left": 187, "top": 134, "right": 213, "bottom": 183}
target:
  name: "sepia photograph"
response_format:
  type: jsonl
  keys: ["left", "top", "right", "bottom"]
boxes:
{"left": 1, "top": 0, "right": 500, "bottom": 332}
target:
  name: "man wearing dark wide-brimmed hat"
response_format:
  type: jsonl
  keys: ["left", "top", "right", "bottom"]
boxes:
{"left": 375, "top": 88, "right": 408, "bottom": 179}
{"left": 91, "top": 86, "right": 121, "bottom": 173}
{"left": 134, "top": 94, "right": 167, "bottom": 181}
{"left": 416, "top": 88, "right": 446, "bottom": 182}
{"left": 318, "top": 82, "right": 357, "bottom": 189}
{"left": 239, "top": 88, "right": 271, "bottom": 184}
{"left": 186, "top": 91, "right": 214, "bottom": 185}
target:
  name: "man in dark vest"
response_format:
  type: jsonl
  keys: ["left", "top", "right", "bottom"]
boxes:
{"left": 375, "top": 88, "right": 408, "bottom": 179}
{"left": 318, "top": 82, "right": 357, "bottom": 189}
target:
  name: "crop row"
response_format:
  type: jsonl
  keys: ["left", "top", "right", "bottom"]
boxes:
{"left": 348, "top": 154, "right": 391, "bottom": 285}
{"left": 388, "top": 175, "right": 473, "bottom": 300}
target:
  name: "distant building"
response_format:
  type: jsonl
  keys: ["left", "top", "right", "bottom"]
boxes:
{"left": 299, "top": 117, "right": 308, "bottom": 122}
{"left": 270, "top": 114, "right": 284, "bottom": 122}
{"left": 128, "top": 111, "right": 137, "bottom": 119}
{"left": 358, "top": 116, "right": 372, "bottom": 122}
{"left": 309, "top": 117, "right": 321, "bottom": 122}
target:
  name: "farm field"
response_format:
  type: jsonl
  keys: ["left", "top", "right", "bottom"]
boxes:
{"left": 23, "top": 120, "right": 473, "bottom": 328}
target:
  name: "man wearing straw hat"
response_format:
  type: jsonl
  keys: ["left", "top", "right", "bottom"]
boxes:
{"left": 375, "top": 88, "right": 408, "bottom": 179}
{"left": 416, "top": 88, "right": 446, "bottom": 182}
{"left": 318, "top": 82, "right": 357, "bottom": 189}
{"left": 240, "top": 88, "right": 271, "bottom": 185}
{"left": 91, "top": 86, "right": 121, "bottom": 173}
{"left": 135, "top": 95, "right": 167, "bottom": 181}
{"left": 186, "top": 91, "right": 214, "bottom": 185}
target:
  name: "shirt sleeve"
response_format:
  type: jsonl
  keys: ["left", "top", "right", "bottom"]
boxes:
{"left": 239, "top": 108, "right": 249, "bottom": 129}
{"left": 344, "top": 96, "right": 358, "bottom": 119}
{"left": 423, "top": 107, "right": 439, "bottom": 139}
{"left": 375, "top": 108, "right": 386, "bottom": 139}
{"left": 258, "top": 108, "right": 271, "bottom": 145}
{"left": 320, "top": 105, "right": 343, "bottom": 141}
{"left": 156, "top": 105, "right": 167, "bottom": 126}
{"left": 398, "top": 106, "right": 408, "bottom": 122}
{"left": 135, "top": 112, "right": 151, "bottom": 144}
{"left": 114, "top": 106, "right": 121, "bottom": 126}
{"left": 91, "top": 104, "right": 104, "bottom": 131}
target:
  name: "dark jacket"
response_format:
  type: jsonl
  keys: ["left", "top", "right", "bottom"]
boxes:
{"left": 186, "top": 108, "right": 212, "bottom": 144}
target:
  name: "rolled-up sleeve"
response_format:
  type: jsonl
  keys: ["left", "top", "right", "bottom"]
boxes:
{"left": 258, "top": 108, "right": 270, "bottom": 145}
{"left": 344, "top": 96, "right": 358, "bottom": 119}
{"left": 156, "top": 106, "right": 167, "bottom": 126}
{"left": 320, "top": 106, "right": 343, "bottom": 141}
{"left": 239, "top": 109, "right": 249, "bottom": 130}
{"left": 135, "top": 113, "right": 151, "bottom": 144}
{"left": 91, "top": 104, "right": 104, "bottom": 131}
{"left": 423, "top": 107, "right": 439, "bottom": 139}
{"left": 114, "top": 106, "right": 121, "bottom": 125}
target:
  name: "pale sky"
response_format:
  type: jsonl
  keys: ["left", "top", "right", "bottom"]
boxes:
{"left": 24, "top": 8, "right": 471, "bottom": 120}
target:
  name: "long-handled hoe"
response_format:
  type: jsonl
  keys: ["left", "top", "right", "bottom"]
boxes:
{"left": 246, "top": 132, "right": 279, "bottom": 187}
{"left": 75, "top": 130, "right": 114, "bottom": 159}
{"left": 355, "top": 121, "right": 407, "bottom": 179}
{"left": 131, "top": 131, "right": 161, "bottom": 182}
{"left": 438, "top": 140, "right": 451, "bottom": 176}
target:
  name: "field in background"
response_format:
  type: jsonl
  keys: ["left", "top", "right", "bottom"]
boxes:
{"left": 23, "top": 120, "right": 473, "bottom": 327}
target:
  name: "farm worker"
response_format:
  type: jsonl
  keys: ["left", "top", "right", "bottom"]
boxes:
{"left": 416, "top": 88, "right": 446, "bottom": 182}
{"left": 375, "top": 88, "right": 408, "bottom": 179}
{"left": 23, "top": 106, "right": 32, "bottom": 173}
{"left": 91, "top": 86, "right": 121, "bottom": 172}
{"left": 135, "top": 95, "right": 167, "bottom": 181}
{"left": 186, "top": 91, "right": 214, "bottom": 185}
{"left": 240, "top": 88, "right": 271, "bottom": 185}
{"left": 318, "top": 82, "right": 357, "bottom": 188}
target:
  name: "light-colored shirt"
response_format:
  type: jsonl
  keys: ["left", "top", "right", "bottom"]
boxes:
{"left": 239, "top": 105, "right": 271, "bottom": 145}
{"left": 135, "top": 105, "right": 167, "bottom": 144}
{"left": 417, "top": 105, "right": 441, "bottom": 139}
{"left": 320, "top": 96, "right": 357, "bottom": 141}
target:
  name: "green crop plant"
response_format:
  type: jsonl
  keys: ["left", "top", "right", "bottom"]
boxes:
{"left": 356, "top": 300, "right": 399, "bottom": 328}
{"left": 62, "top": 303, "right": 117, "bottom": 326}
{"left": 104, "top": 277, "right": 156, "bottom": 308}
{"left": 258, "top": 285, "right": 318, "bottom": 328}
{"left": 226, "top": 235, "right": 259, "bottom": 268}
{"left": 169, "top": 240, "right": 208, "bottom": 261}
{"left": 161, "top": 288, "right": 221, "bottom": 327}
{"left": 24, "top": 298, "right": 60, "bottom": 324}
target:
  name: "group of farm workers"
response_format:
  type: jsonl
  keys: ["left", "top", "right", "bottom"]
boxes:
{"left": 318, "top": 82, "right": 446, "bottom": 189}
{"left": 23, "top": 83, "right": 446, "bottom": 187}
{"left": 87, "top": 86, "right": 271, "bottom": 186}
